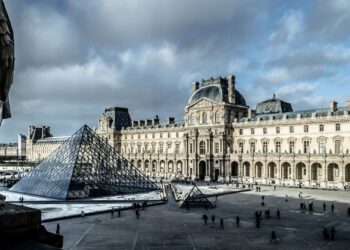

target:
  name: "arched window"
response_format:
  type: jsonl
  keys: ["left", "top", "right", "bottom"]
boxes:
{"left": 202, "top": 112, "right": 207, "bottom": 124}
{"left": 215, "top": 112, "right": 221, "bottom": 123}
{"left": 304, "top": 125, "right": 309, "bottom": 133}
{"left": 199, "top": 141, "right": 206, "bottom": 155}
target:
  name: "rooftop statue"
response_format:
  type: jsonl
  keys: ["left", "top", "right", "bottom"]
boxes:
{"left": 0, "top": 0, "right": 14, "bottom": 126}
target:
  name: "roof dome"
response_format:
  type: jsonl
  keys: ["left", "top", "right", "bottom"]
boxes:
{"left": 188, "top": 84, "right": 246, "bottom": 106}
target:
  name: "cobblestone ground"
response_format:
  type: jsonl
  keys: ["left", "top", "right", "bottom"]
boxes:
{"left": 8, "top": 186, "right": 350, "bottom": 249}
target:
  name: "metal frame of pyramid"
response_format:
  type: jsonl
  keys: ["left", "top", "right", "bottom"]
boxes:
{"left": 10, "top": 125, "right": 160, "bottom": 200}
{"left": 171, "top": 172, "right": 187, "bottom": 183}
{"left": 180, "top": 184, "right": 214, "bottom": 209}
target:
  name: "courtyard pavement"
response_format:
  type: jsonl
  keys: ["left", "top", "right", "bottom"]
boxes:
{"left": 6, "top": 186, "right": 350, "bottom": 249}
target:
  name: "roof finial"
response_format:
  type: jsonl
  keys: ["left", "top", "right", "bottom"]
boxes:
{"left": 273, "top": 93, "right": 276, "bottom": 99}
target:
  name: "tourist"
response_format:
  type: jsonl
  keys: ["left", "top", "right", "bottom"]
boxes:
{"left": 270, "top": 231, "right": 277, "bottom": 243}
{"left": 330, "top": 227, "right": 335, "bottom": 240}
{"left": 323, "top": 202, "right": 326, "bottom": 212}
{"left": 81, "top": 210, "right": 84, "bottom": 217}
{"left": 56, "top": 223, "right": 60, "bottom": 234}
{"left": 136, "top": 210, "right": 140, "bottom": 219}
{"left": 298, "top": 192, "right": 302, "bottom": 198}
{"left": 236, "top": 216, "right": 240, "bottom": 227}
{"left": 273, "top": 185, "right": 276, "bottom": 191}
{"left": 262, "top": 195, "right": 265, "bottom": 201}
{"left": 118, "top": 209, "right": 121, "bottom": 217}
{"left": 323, "top": 228, "right": 329, "bottom": 240}
{"left": 277, "top": 210, "right": 280, "bottom": 220}
{"left": 331, "top": 204, "right": 334, "bottom": 212}
{"left": 220, "top": 218, "right": 224, "bottom": 229}
{"left": 111, "top": 209, "right": 114, "bottom": 218}
{"left": 285, "top": 195, "right": 288, "bottom": 202}
{"left": 211, "top": 215, "right": 215, "bottom": 224}
{"left": 203, "top": 214, "right": 208, "bottom": 224}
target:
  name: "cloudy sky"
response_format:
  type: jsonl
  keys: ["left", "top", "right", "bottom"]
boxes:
{"left": 1, "top": 0, "right": 350, "bottom": 142}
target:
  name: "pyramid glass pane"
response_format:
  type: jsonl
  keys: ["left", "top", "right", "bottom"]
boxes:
{"left": 10, "top": 125, "right": 159, "bottom": 200}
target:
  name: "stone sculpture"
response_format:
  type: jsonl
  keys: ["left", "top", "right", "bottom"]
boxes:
{"left": 0, "top": 0, "right": 14, "bottom": 126}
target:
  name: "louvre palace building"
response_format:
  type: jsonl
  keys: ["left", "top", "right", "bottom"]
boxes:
{"left": 21, "top": 74, "right": 350, "bottom": 189}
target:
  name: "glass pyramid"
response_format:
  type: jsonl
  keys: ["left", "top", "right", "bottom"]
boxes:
{"left": 10, "top": 125, "right": 160, "bottom": 200}
{"left": 180, "top": 184, "right": 214, "bottom": 208}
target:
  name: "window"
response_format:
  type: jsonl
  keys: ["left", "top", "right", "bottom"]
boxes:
{"left": 159, "top": 144, "right": 164, "bottom": 153}
{"left": 137, "top": 144, "right": 141, "bottom": 153}
{"left": 190, "top": 113, "right": 196, "bottom": 125}
{"left": 276, "top": 127, "right": 280, "bottom": 134}
{"left": 144, "top": 144, "right": 148, "bottom": 153}
{"left": 199, "top": 141, "right": 206, "bottom": 155}
{"left": 152, "top": 144, "right": 156, "bottom": 153}
{"left": 335, "top": 140, "right": 341, "bottom": 154}
{"left": 336, "top": 123, "right": 341, "bottom": 131}
{"left": 239, "top": 129, "right": 243, "bottom": 135}
{"left": 189, "top": 143, "right": 193, "bottom": 154}
{"left": 138, "top": 134, "right": 141, "bottom": 139}
{"left": 275, "top": 141, "right": 281, "bottom": 153}
{"left": 250, "top": 142, "right": 256, "bottom": 153}
{"left": 215, "top": 143, "right": 219, "bottom": 154}
{"left": 251, "top": 128, "right": 255, "bottom": 135}
{"left": 175, "top": 144, "right": 180, "bottom": 154}
{"left": 167, "top": 143, "right": 171, "bottom": 150}
{"left": 319, "top": 124, "right": 324, "bottom": 132}
{"left": 263, "top": 127, "right": 267, "bottom": 134}
{"left": 168, "top": 132, "right": 171, "bottom": 138}
{"left": 319, "top": 141, "right": 326, "bottom": 154}
{"left": 289, "top": 126, "right": 294, "bottom": 133}
{"left": 131, "top": 135, "right": 134, "bottom": 139}
{"left": 152, "top": 133, "right": 155, "bottom": 139}
{"left": 303, "top": 141, "right": 310, "bottom": 154}
{"left": 176, "top": 132, "right": 179, "bottom": 138}
{"left": 160, "top": 133, "right": 163, "bottom": 138}
{"left": 263, "top": 141, "right": 268, "bottom": 154}
{"left": 202, "top": 112, "right": 207, "bottom": 124}
{"left": 145, "top": 134, "right": 148, "bottom": 139}
{"left": 304, "top": 125, "right": 309, "bottom": 133}
{"left": 215, "top": 112, "right": 221, "bottom": 123}
{"left": 289, "top": 141, "right": 295, "bottom": 153}
{"left": 239, "top": 142, "right": 244, "bottom": 153}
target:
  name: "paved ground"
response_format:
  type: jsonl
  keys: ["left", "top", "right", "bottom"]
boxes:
{"left": 4, "top": 186, "right": 350, "bottom": 249}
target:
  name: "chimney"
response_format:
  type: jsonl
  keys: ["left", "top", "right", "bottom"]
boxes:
{"left": 27, "top": 126, "right": 34, "bottom": 138}
{"left": 227, "top": 75, "right": 236, "bottom": 104}
{"left": 192, "top": 82, "right": 200, "bottom": 93}
{"left": 41, "top": 126, "right": 46, "bottom": 139}
{"left": 167, "top": 117, "right": 175, "bottom": 125}
{"left": 329, "top": 101, "right": 338, "bottom": 112}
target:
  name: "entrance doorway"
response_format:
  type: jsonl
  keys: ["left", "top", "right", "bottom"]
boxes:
{"left": 199, "top": 161, "right": 206, "bottom": 181}
{"left": 214, "top": 169, "right": 219, "bottom": 181}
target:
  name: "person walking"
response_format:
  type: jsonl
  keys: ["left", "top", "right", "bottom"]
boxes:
{"left": 81, "top": 210, "right": 84, "bottom": 217}
{"left": 323, "top": 202, "right": 326, "bottom": 212}
{"left": 203, "top": 214, "right": 208, "bottom": 225}
{"left": 236, "top": 216, "right": 240, "bottom": 227}
{"left": 111, "top": 209, "right": 114, "bottom": 218}
{"left": 56, "top": 223, "right": 60, "bottom": 234}
{"left": 285, "top": 195, "right": 288, "bottom": 202}
{"left": 331, "top": 204, "right": 334, "bottom": 213}
{"left": 277, "top": 210, "right": 280, "bottom": 220}
{"left": 220, "top": 218, "right": 224, "bottom": 229}
{"left": 136, "top": 210, "right": 140, "bottom": 219}
{"left": 211, "top": 215, "right": 215, "bottom": 224}
{"left": 118, "top": 209, "right": 121, "bottom": 217}
{"left": 270, "top": 231, "right": 277, "bottom": 243}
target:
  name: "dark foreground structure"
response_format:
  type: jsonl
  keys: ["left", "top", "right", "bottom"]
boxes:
{"left": 10, "top": 125, "right": 159, "bottom": 200}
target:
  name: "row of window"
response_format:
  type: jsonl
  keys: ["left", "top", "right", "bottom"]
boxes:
{"left": 239, "top": 139, "right": 342, "bottom": 154}
{"left": 125, "top": 131, "right": 180, "bottom": 140}
{"left": 188, "top": 111, "right": 221, "bottom": 125}
{"left": 240, "top": 123, "right": 342, "bottom": 135}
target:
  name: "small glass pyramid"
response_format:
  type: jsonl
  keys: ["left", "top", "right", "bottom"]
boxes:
{"left": 10, "top": 125, "right": 159, "bottom": 200}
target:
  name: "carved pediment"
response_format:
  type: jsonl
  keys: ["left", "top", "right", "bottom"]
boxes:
{"left": 188, "top": 98, "right": 219, "bottom": 109}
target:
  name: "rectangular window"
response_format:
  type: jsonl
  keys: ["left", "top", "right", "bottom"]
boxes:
{"left": 168, "top": 132, "right": 171, "bottom": 138}
{"left": 215, "top": 143, "right": 219, "bottom": 154}
{"left": 239, "top": 129, "right": 243, "bottom": 135}
{"left": 336, "top": 123, "right": 341, "bottom": 131}
{"left": 276, "top": 127, "right": 280, "bottom": 134}
{"left": 250, "top": 142, "right": 255, "bottom": 153}
{"left": 137, "top": 145, "right": 141, "bottom": 153}
{"left": 335, "top": 140, "right": 341, "bottom": 154}
{"left": 303, "top": 141, "right": 310, "bottom": 154}
{"left": 289, "top": 126, "right": 294, "bottom": 133}
{"left": 263, "top": 141, "right": 268, "bottom": 154}
{"left": 152, "top": 145, "right": 156, "bottom": 153}
{"left": 189, "top": 143, "right": 193, "bottom": 154}
{"left": 289, "top": 141, "right": 295, "bottom": 153}
{"left": 319, "top": 124, "right": 324, "bottom": 132}
{"left": 239, "top": 142, "right": 244, "bottom": 153}
{"left": 159, "top": 144, "right": 164, "bottom": 153}
{"left": 275, "top": 141, "right": 281, "bottom": 153}
{"left": 319, "top": 141, "right": 326, "bottom": 154}
{"left": 304, "top": 125, "right": 309, "bottom": 133}
{"left": 160, "top": 133, "right": 163, "bottom": 138}
{"left": 175, "top": 144, "right": 180, "bottom": 154}
{"left": 263, "top": 127, "right": 267, "bottom": 134}
{"left": 144, "top": 144, "right": 148, "bottom": 153}
{"left": 251, "top": 128, "right": 255, "bottom": 135}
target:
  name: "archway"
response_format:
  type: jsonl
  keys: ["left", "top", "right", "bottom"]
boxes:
{"left": 199, "top": 161, "right": 206, "bottom": 181}
{"left": 168, "top": 161, "right": 174, "bottom": 173}
{"left": 214, "top": 169, "right": 219, "bottom": 181}
{"left": 144, "top": 160, "right": 149, "bottom": 172}
{"left": 345, "top": 164, "right": 350, "bottom": 182}
{"left": 152, "top": 160, "right": 157, "bottom": 173}
{"left": 327, "top": 163, "right": 338, "bottom": 181}
{"left": 177, "top": 161, "right": 183, "bottom": 173}
{"left": 255, "top": 162, "right": 263, "bottom": 178}
{"left": 137, "top": 160, "right": 142, "bottom": 170}
{"left": 296, "top": 162, "right": 306, "bottom": 180}
{"left": 243, "top": 161, "right": 250, "bottom": 177}
{"left": 231, "top": 161, "right": 238, "bottom": 176}
{"left": 160, "top": 160, "right": 165, "bottom": 172}
{"left": 282, "top": 162, "right": 290, "bottom": 179}
{"left": 311, "top": 163, "right": 322, "bottom": 181}
{"left": 268, "top": 162, "right": 276, "bottom": 178}
{"left": 130, "top": 159, "right": 135, "bottom": 166}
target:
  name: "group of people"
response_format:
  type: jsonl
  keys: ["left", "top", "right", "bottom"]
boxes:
{"left": 202, "top": 214, "right": 224, "bottom": 229}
